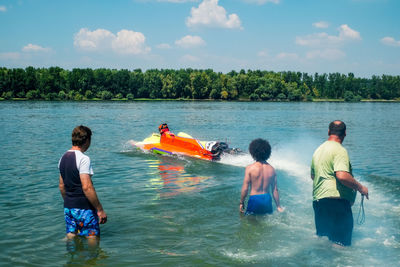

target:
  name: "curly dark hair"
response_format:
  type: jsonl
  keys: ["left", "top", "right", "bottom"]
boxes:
{"left": 249, "top": 138, "right": 271, "bottom": 162}
{"left": 72, "top": 125, "right": 92, "bottom": 147}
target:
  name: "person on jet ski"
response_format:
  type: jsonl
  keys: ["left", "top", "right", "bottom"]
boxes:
{"left": 158, "top": 123, "right": 174, "bottom": 136}
{"left": 157, "top": 123, "right": 240, "bottom": 160}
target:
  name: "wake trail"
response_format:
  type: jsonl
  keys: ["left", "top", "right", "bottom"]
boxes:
{"left": 219, "top": 150, "right": 310, "bottom": 180}
{"left": 125, "top": 139, "right": 311, "bottom": 179}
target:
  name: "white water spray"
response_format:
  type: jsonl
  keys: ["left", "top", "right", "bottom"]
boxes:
{"left": 219, "top": 146, "right": 312, "bottom": 180}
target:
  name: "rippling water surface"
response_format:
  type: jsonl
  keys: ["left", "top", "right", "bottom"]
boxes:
{"left": 0, "top": 101, "right": 399, "bottom": 266}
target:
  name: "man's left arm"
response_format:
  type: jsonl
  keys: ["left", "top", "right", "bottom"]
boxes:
{"left": 335, "top": 171, "right": 369, "bottom": 199}
{"left": 81, "top": 174, "right": 108, "bottom": 224}
{"left": 271, "top": 173, "right": 284, "bottom": 212}
{"left": 334, "top": 150, "right": 369, "bottom": 199}
{"left": 310, "top": 158, "right": 315, "bottom": 180}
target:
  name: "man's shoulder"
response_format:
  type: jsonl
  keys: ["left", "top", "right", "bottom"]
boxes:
{"left": 59, "top": 150, "right": 75, "bottom": 162}
{"left": 246, "top": 161, "right": 263, "bottom": 168}
{"left": 316, "top": 141, "right": 346, "bottom": 153}
{"left": 245, "top": 162, "right": 260, "bottom": 172}
{"left": 246, "top": 162, "right": 275, "bottom": 173}
{"left": 245, "top": 162, "right": 256, "bottom": 171}
{"left": 74, "top": 150, "right": 87, "bottom": 156}
{"left": 74, "top": 150, "right": 91, "bottom": 162}
{"left": 328, "top": 141, "right": 348, "bottom": 154}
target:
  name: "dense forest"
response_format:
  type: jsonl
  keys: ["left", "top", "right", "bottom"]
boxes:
{"left": 0, "top": 67, "right": 399, "bottom": 101}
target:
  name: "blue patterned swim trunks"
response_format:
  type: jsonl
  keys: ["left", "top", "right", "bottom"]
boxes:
{"left": 64, "top": 208, "right": 100, "bottom": 236}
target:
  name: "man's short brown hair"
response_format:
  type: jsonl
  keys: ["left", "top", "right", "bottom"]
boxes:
{"left": 72, "top": 125, "right": 92, "bottom": 147}
{"left": 329, "top": 120, "right": 346, "bottom": 137}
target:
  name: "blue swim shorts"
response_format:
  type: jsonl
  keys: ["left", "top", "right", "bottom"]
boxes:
{"left": 64, "top": 208, "right": 100, "bottom": 237}
{"left": 245, "top": 193, "right": 273, "bottom": 215}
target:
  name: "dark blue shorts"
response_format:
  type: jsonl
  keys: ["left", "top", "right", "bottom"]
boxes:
{"left": 313, "top": 198, "right": 353, "bottom": 246}
{"left": 64, "top": 208, "right": 100, "bottom": 237}
{"left": 245, "top": 193, "right": 273, "bottom": 215}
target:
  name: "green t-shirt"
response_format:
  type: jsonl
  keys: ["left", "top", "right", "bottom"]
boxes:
{"left": 311, "top": 140, "right": 356, "bottom": 204}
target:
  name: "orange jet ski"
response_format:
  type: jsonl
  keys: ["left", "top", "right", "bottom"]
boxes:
{"left": 131, "top": 123, "right": 240, "bottom": 161}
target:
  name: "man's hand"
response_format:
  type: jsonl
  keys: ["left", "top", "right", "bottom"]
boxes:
{"left": 276, "top": 206, "right": 284, "bottom": 212}
{"left": 97, "top": 210, "right": 107, "bottom": 224}
{"left": 359, "top": 185, "right": 369, "bottom": 200}
{"left": 239, "top": 203, "right": 245, "bottom": 213}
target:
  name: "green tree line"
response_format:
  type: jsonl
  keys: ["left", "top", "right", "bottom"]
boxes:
{"left": 1, "top": 67, "right": 399, "bottom": 101}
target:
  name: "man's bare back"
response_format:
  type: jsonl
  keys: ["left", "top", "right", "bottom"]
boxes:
{"left": 246, "top": 161, "right": 276, "bottom": 195}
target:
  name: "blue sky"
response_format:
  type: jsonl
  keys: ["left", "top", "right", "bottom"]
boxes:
{"left": 0, "top": 0, "right": 399, "bottom": 77}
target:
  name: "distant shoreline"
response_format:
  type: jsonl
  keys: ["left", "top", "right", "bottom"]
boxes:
{"left": 1, "top": 97, "right": 399, "bottom": 102}
{"left": 2, "top": 67, "right": 399, "bottom": 102}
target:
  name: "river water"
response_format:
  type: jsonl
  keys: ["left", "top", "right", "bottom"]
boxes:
{"left": 0, "top": 101, "right": 399, "bottom": 266}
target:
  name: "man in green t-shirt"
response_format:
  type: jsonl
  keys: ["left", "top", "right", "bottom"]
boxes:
{"left": 311, "top": 120, "right": 368, "bottom": 246}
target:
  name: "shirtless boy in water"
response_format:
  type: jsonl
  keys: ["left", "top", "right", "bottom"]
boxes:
{"left": 240, "top": 138, "right": 284, "bottom": 215}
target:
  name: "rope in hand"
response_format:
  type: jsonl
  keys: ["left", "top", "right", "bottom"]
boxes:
{"left": 357, "top": 195, "right": 365, "bottom": 225}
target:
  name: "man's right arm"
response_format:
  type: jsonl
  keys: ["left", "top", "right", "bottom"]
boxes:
{"left": 239, "top": 167, "right": 251, "bottom": 213}
{"left": 59, "top": 175, "right": 66, "bottom": 200}
{"left": 80, "top": 174, "right": 108, "bottom": 224}
{"left": 335, "top": 171, "right": 369, "bottom": 199}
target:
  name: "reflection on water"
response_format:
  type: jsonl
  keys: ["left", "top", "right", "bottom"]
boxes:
{"left": 65, "top": 237, "right": 108, "bottom": 266}
{"left": 145, "top": 156, "right": 210, "bottom": 198}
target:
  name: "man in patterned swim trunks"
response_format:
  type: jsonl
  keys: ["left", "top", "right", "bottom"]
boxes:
{"left": 59, "top": 125, "right": 107, "bottom": 243}
{"left": 239, "top": 138, "right": 284, "bottom": 215}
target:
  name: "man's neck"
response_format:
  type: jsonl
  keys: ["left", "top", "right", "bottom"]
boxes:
{"left": 70, "top": 146, "right": 82, "bottom": 151}
{"left": 328, "top": 135, "right": 343, "bottom": 144}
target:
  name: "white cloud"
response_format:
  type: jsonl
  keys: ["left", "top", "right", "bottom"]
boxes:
{"left": 242, "top": 0, "right": 280, "bottom": 4}
{"left": 112, "top": 30, "right": 151, "bottom": 55}
{"left": 338, "top": 24, "right": 361, "bottom": 40}
{"left": 296, "top": 24, "right": 361, "bottom": 47}
{"left": 380, "top": 36, "right": 400, "bottom": 47}
{"left": 313, "top": 21, "right": 329, "bottom": 29}
{"left": 22, "top": 44, "right": 51, "bottom": 53}
{"left": 74, "top": 28, "right": 150, "bottom": 55}
{"left": 156, "top": 43, "right": 172, "bottom": 49}
{"left": 0, "top": 6, "right": 6, "bottom": 12}
{"left": 186, "top": 0, "right": 242, "bottom": 29}
{"left": 74, "top": 28, "right": 115, "bottom": 51}
{"left": 306, "top": 49, "right": 346, "bottom": 60}
{"left": 175, "top": 35, "right": 206, "bottom": 48}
